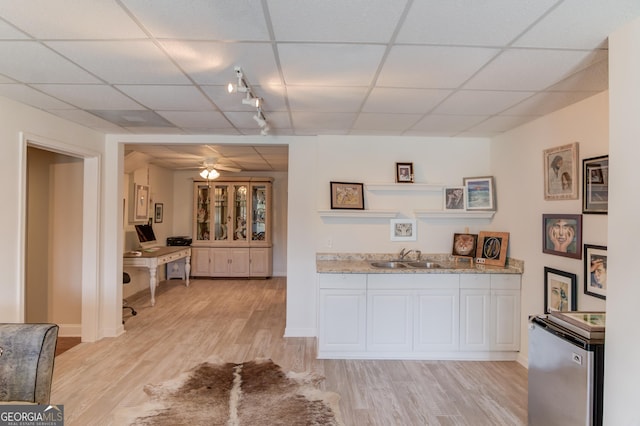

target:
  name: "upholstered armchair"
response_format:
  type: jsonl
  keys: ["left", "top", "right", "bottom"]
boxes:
{"left": 0, "top": 323, "right": 59, "bottom": 405}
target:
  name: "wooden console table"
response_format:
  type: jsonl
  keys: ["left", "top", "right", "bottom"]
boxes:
{"left": 123, "top": 246, "right": 191, "bottom": 306}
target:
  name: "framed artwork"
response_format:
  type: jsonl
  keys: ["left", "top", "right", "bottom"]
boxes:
{"left": 330, "top": 182, "right": 364, "bottom": 210}
{"left": 452, "top": 233, "right": 477, "bottom": 258}
{"left": 390, "top": 219, "right": 417, "bottom": 241}
{"left": 133, "top": 183, "right": 150, "bottom": 222}
{"left": 542, "top": 214, "right": 582, "bottom": 259}
{"left": 543, "top": 142, "right": 579, "bottom": 200}
{"left": 463, "top": 176, "right": 496, "bottom": 211}
{"left": 544, "top": 267, "right": 578, "bottom": 313}
{"left": 154, "top": 203, "right": 164, "bottom": 224}
{"left": 443, "top": 186, "right": 465, "bottom": 211}
{"left": 475, "top": 231, "right": 509, "bottom": 266}
{"left": 584, "top": 244, "right": 607, "bottom": 300}
{"left": 582, "top": 155, "right": 608, "bottom": 214}
{"left": 396, "top": 162, "right": 414, "bottom": 183}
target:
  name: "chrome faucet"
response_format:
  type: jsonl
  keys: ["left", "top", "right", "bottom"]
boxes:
{"left": 399, "top": 248, "right": 421, "bottom": 261}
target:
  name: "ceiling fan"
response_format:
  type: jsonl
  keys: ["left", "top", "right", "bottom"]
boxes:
{"left": 179, "top": 157, "right": 242, "bottom": 179}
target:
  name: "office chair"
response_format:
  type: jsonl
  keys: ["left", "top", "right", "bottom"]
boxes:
{"left": 123, "top": 272, "right": 137, "bottom": 320}
{"left": 0, "top": 323, "right": 59, "bottom": 404}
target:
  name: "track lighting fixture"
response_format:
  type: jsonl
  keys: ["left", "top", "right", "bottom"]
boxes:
{"left": 229, "top": 65, "right": 270, "bottom": 135}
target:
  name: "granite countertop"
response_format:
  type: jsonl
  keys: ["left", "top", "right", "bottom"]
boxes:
{"left": 316, "top": 253, "right": 524, "bottom": 275}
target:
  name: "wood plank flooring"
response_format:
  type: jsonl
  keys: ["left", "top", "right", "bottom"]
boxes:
{"left": 51, "top": 277, "right": 527, "bottom": 425}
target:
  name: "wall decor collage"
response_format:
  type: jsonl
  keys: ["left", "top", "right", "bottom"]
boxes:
{"left": 542, "top": 142, "right": 608, "bottom": 314}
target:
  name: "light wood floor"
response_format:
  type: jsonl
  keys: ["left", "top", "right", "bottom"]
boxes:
{"left": 51, "top": 277, "right": 527, "bottom": 425}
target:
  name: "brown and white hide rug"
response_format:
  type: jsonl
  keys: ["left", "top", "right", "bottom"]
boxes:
{"left": 115, "top": 358, "right": 343, "bottom": 426}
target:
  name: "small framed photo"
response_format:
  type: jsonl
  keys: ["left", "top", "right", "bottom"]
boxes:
{"left": 463, "top": 176, "right": 496, "bottom": 211}
{"left": 582, "top": 155, "right": 608, "bottom": 214}
{"left": 544, "top": 267, "right": 578, "bottom": 313}
{"left": 396, "top": 162, "right": 414, "bottom": 183}
{"left": 452, "top": 233, "right": 477, "bottom": 258}
{"left": 390, "top": 219, "right": 417, "bottom": 241}
{"left": 584, "top": 244, "right": 607, "bottom": 300}
{"left": 330, "top": 182, "right": 364, "bottom": 210}
{"left": 154, "top": 203, "right": 164, "bottom": 224}
{"left": 544, "top": 142, "right": 579, "bottom": 200}
{"left": 542, "top": 214, "right": 582, "bottom": 259}
{"left": 443, "top": 186, "right": 466, "bottom": 211}
{"left": 475, "top": 231, "right": 509, "bottom": 266}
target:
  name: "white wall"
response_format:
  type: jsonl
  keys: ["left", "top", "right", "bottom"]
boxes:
{"left": 491, "top": 92, "right": 608, "bottom": 365}
{"left": 603, "top": 16, "right": 640, "bottom": 425}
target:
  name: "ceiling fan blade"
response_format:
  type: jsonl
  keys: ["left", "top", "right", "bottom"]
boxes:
{"left": 214, "top": 163, "right": 242, "bottom": 173}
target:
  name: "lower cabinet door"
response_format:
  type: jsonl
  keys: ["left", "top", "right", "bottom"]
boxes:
{"left": 367, "top": 290, "right": 413, "bottom": 352}
{"left": 414, "top": 289, "right": 460, "bottom": 352}
{"left": 318, "top": 289, "right": 366, "bottom": 353}
{"left": 490, "top": 289, "right": 521, "bottom": 351}
{"left": 228, "top": 249, "right": 250, "bottom": 276}
{"left": 460, "top": 289, "right": 491, "bottom": 351}
{"left": 249, "top": 247, "right": 273, "bottom": 277}
{"left": 190, "top": 247, "right": 212, "bottom": 276}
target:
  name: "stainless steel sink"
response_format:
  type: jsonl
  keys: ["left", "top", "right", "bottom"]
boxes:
{"left": 405, "top": 261, "right": 441, "bottom": 269}
{"left": 370, "top": 261, "right": 408, "bottom": 269}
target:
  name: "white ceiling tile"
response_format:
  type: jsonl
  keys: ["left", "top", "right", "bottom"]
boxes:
{"left": 0, "top": 20, "right": 29, "bottom": 39}
{"left": 547, "top": 59, "right": 608, "bottom": 92}
{"left": 0, "top": 41, "right": 100, "bottom": 83}
{"left": 363, "top": 88, "right": 452, "bottom": 114}
{"left": 116, "top": 85, "right": 215, "bottom": 110}
{"left": 433, "top": 90, "right": 535, "bottom": 115}
{"left": 278, "top": 44, "right": 386, "bottom": 86}
{"left": 121, "top": 0, "right": 270, "bottom": 40}
{"left": 47, "top": 41, "right": 190, "bottom": 84}
{"left": 397, "top": 0, "right": 557, "bottom": 45}
{"left": 353, "top": 113, "right": 422, "bottom": 131}
{"left": 409, "top": 115, "right": 489, "bottom": 134}
{"left": 514, "top": 0, "right": 640, "bottom": 49}
{"left": 287, "top": 86, "right": 368, "bottom": 112}
{"left": 291, "top": 112, "right": 357, "bottom": 129}
{"left": 465, "top": 49, "right": 605, "bottom": 91}
{"left": 501, "top": 91, "right": 601, "bottom": 116}
{"left": 124, "top": 127, "right": 186, "bottom": 135}
{"left": 0, "top": 84, "right": 73, "bottom": 109}
{"left": 377, "top": 45, "right": 499, "bottom": 88}
{"left": 32, "top": 84, "right": 144, "bottom": 110}
{"left": 465, "top": 115, "right": 539, "bottom": 134}
{"left": 48, "top": 109, "right": 129, "bottom": 133}
{"left": 157, "top": 111, "right": 234, "bottom": 129}
{"left": 0, "top": 0, "right": 146, "bottom": 39}
{"left": 268, "top": 0, "right": 407, "bottom": 42}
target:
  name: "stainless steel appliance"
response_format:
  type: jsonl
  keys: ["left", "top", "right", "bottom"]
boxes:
{"left": 528, "top": 314, "right": 605, "bottom": 426}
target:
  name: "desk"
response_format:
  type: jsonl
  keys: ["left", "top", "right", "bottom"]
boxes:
{"left": 123, "top": 246, "right": 191, "bottom": 306}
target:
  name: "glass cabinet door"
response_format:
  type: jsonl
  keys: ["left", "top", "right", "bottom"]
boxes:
{"left": 212, "top": 184, "right": 229, "bottom": 241}
{"left": 195, "top": 184, "right": 210, "bottom": 241}
{"left": 251, "top": 184, "right": 267, "bottom": 241}
{"left": 232, "top": 184, "right": 248, "bottom": 241}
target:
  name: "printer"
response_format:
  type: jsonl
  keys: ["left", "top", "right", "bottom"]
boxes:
{"left": 166, "top": 236, "right": 192, "bottom": 246}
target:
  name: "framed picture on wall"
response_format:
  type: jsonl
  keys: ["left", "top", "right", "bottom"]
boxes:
{"left": 443, "top": 186, "right": 465, "bottom": 211}
{"left": 542, "top": 214, "right": 582, "bottom": 259}
{"left": 584, "top": 244, "right": 607, "bottom": 300}
{"left": 132, "top": 183, "right": 149, "bottom": 222}
{"left": 330, "top": 182, "right": 364, "bottom": 210}
{"left": 544, "top": 267, "right": 578, "bottom": 313}
{"left": 582, "top": 155, "right": 609, "bottom": 214}
{"left": 390, "top": 219, "right": 417, "bottom": 241}
{"left": 154, "top": 203, "right": 164, "bottom": 224}
{"left": 463, "top": 176, "right": 496, "bottom": 211}
{"left": 543, "top": 142, "right": 579, "bottom": 200}
{"left": 396, "top": 162, "right": 414, "bottom": 183}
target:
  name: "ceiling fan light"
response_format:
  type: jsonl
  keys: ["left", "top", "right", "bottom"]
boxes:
{"left": 200, "top": 168, "right": 220, "bottom": 180}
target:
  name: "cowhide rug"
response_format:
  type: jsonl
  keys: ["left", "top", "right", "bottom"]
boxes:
{"left": 115, "top": 358, "right": 343, "bottom": 425}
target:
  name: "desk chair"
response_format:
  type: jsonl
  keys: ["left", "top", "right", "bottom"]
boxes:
{"left": 123, "top": 272, "right": 137, "bottom": 320}
{"left": 0, "top": 323, "right": 59, "bottom": 404}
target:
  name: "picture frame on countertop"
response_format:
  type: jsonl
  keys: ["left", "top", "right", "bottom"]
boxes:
{"left": 582, "top": 155, "right": 608, "bottom": 214}
{"left": 542, "top": 214, "right": 582, "bottom": 259}
{"left": 444, "top": 186, "right": 465, "bottom": 211}
{"left": 544, "top": 267, "right": 578, "bottom": 313}
{"left": 475, "top": 231, "right": 509, "bottom": 266}
{"left": 154, "top": 203, "right": 164, "bottom": 224}
{"left": 390, "top": 219, "right": 417, "bottom": 241}
{"left": 396, "top": 162, "right": 414, "bottom": 183}
{"left": 584, "top": 244, "right": 607, "bottom": 300}
{"left": 544, "top": 142, "right": 579, "bottom": 200}
{"left": 463, "top": 176, "right": 496, "bottom": 211}
{"left": 452, "top": 233, "right": 477, "bottom": 258}
{"left": 330, "top": 181, "right": 365, "bottom": 210}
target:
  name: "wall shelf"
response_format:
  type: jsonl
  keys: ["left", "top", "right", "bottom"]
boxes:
{"left": 365, "top": 183, "right": 444, "bottom": 192}
{"left": 413, "top": 210, "right": 495, "bottom": 219}
{"left": 318, "top": 209, "right": 399, "bottom": 219}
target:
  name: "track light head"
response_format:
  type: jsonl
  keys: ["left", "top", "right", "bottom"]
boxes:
{"left": 253, "top": 113, "right": 267, "bottom": 128}
{"left": 242, "top": 94, "right": 261, "bottom": 108}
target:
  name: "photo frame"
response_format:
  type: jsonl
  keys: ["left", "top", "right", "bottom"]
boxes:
{"left": 543, "top": 142, "right": 579, "bottom": 200}
{"left": 463, "top": 176, "right": 496, "bottom": 211}
{"left": 154, "top": 203, "right": 164, "bottom": 224}
{"left": 396, "top": 162, "right": 414, "bottom": 183}
{"left": 330, "top": 182, "right": 364, "bottom": 210}
{"left": 133, "top": 183, "right": 150, "bottom": 222}
{"left": 544, "top": 267, "right": 578, "bottom": 313}
{"left": 582, "top": 155, "right": 608, "bottom": 214}
{"left": 452, "top": 233, "right": 477, "bottom": 258}
{"left": 542, "top": 214, "right": 582, "bottom": 259}
{"left": 390, "top": 219, "right": 417, "bottom": 241}
{"left": 443, "top": 186, "right": 466, "bottom": 211}
{"left": 584, "top": 244, "right": 607, "bottom": 300}
{"left": 475, "top": 231, "right": 509, "bottom": 266}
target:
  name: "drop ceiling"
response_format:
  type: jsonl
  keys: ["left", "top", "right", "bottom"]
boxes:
{"left": 1, "top": 1, "right": 639, "bottom": 162}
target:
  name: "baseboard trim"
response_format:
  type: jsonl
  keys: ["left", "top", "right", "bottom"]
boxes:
{"left": 58, "top": 323, "right": 81, "bottom": 337}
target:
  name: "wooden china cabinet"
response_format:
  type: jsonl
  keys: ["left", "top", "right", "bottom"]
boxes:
{"left": 191, "top": 177, "right": 273, "bottom": 277}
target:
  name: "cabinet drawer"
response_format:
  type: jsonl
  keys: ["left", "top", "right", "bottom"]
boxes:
{"left": 318, "top": 273, "right": 366, "bottom": 289}
{"left": 460, "top": 274, "right": 490, "bottom": 289}
{"left": 490, "top": 274, "right": 521, "bottom": 290}
{"left": 368, "top": 273, "right": 459, "bottom": 290}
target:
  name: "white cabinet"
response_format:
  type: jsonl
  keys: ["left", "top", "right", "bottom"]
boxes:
{"left": 318, "top": 274, "right": 366, "bottom": 353}
{"left": 192, "top": 178, "right": 273, "bottom": 277}
{"left": 367, "top": 290, "right": 413, "bottom": 352}
{"left": 414, "top": 288, "right": 460, "bottom": 352}
{"left": 490, "top": 274, "right": 521, "bottom": 351}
